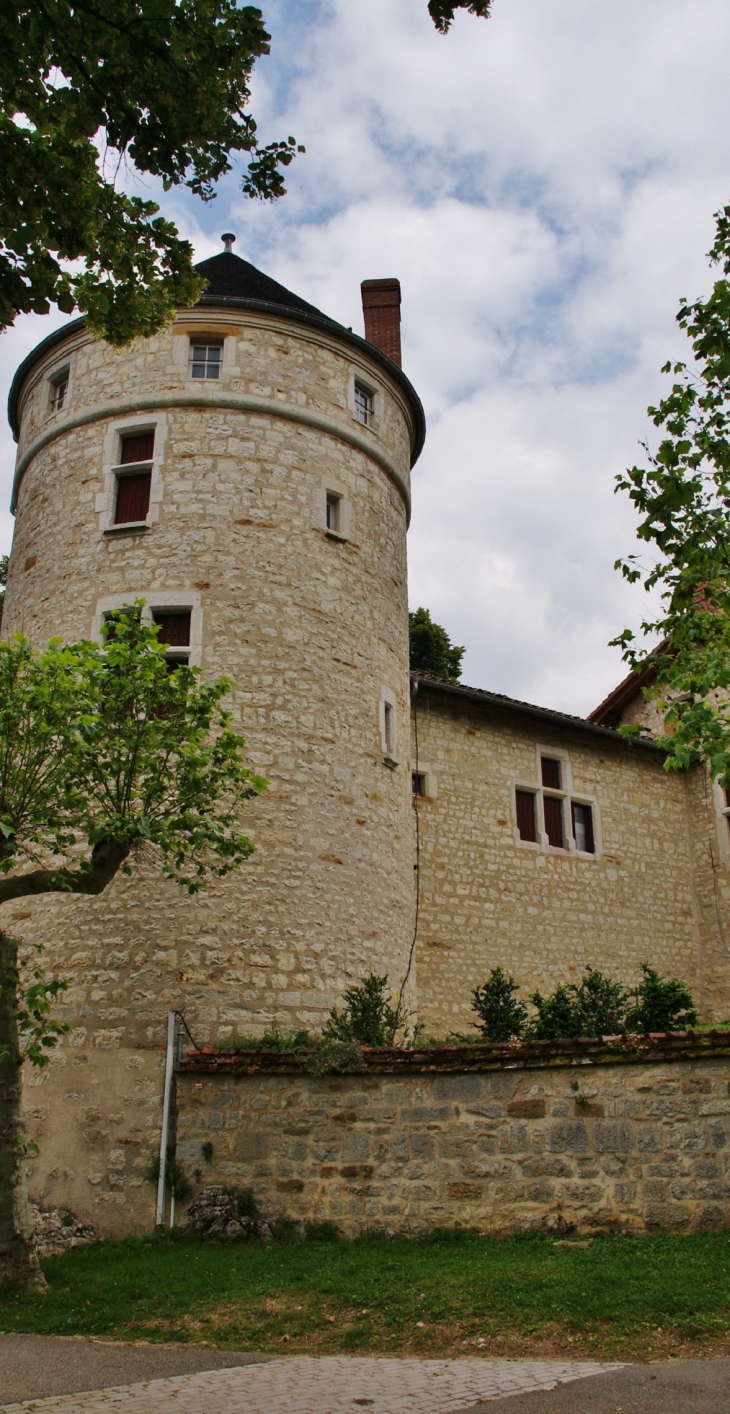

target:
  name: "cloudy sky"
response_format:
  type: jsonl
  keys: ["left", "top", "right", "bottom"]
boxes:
{"left": 2, "top": 0, "right": 730, "bottom": 715}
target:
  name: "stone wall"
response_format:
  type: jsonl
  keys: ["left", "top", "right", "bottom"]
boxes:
{"left": 176, "top": 1036, "right": 730, "bottom": 1236}
{"left": 5, "top": 304, "right": 421, "bottom": 1236}
{"left": 411, "top": 684, "right": 730, "bottom": 1033}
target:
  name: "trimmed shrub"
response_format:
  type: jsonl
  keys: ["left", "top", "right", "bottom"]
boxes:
{"left": 472, "top": 968, "right": 528, "bottom": 1041}
{"left": 323, "top": 972, "right": 403, "bottom": 1047}
{"left": 625, "top": 961, "right": 698, "bottom": 1033}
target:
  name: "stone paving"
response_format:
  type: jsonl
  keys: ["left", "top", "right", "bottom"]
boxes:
{"left": 0, "top": 1355, "right": 624, "bottom": 1414}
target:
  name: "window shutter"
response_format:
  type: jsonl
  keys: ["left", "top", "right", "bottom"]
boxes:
{"left": 515, "top": 789, "right": 537, "bottom": 842}
{"left": 114, "top": 472, "right": 151, "bottom": 524}
{"left": 541, "top": 757, "right": 561, "bottom": 789}
{"left": 571, "top": 802, "right": 595, "bottom": 854}
{"left": 154, "top": 611, "right": 191, "bottom": 647}
{"left": 120, "top": 432, "right": 155, "bottom": 464}
{"left": 543, "top": 795, "right": 564, "bottom": 848}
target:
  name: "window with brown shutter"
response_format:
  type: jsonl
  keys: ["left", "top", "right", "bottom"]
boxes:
{"left": 153, "top": 611, "right": 191, "bottom": 648}
{"left": 114, "top": 472, "right": 151, "bottom": 524}
{"left": 571, "top": 801, "right": 595, "bottom": 854}
{"left": 543, "top": 794, "right": 564, "bottom": 849}
{"left": 541, "top": 757, "right": 561, "bottom": 790}
{"left": 120, "top": 431, "right": 154, "bottom": 464}
{"left": 515, "top": 789, "right": 537, "bottom": 842}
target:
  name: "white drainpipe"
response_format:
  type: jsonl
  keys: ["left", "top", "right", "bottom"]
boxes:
{"left": 155, "top": 1011, "right": 177, "bottom": 1227}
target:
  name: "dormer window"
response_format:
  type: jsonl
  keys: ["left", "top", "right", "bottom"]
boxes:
{"left": 189, "top": 340, "right": 222, "bottom": 380}
{"left": 354, "top": 381, "right": 374, "bottom": 427}
{"left": 49, "top": 367, "right": 69, "bottom": 413}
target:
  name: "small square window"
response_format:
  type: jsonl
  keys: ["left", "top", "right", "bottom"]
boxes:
{"left": 326, "top": 493, "right": 341, "bottom": 533}
{"left": 120, "top": 431, "right": 154, "bottom": 465}
{"left": 49, "top": 369, "right": 69, "bottom": 413}
{"left": 571, "top": 801, "right": 595, "bottom": 854}
{"left": 190, "top": 341, "right": 222, "bottom": 380}
{"left": 153, "top": 610, "right": 191, "bottom": 648}
{"left": 541, "top": 757, "right": 561, "bottom": 790}
{"left": 115, "top": 472, "right": 151, "bottom": 525}
{"left": 515, "top": 789, "right": 537, "bottom": 842}
{"left": 354, "top": 381, "right": 374, "bottom": 426}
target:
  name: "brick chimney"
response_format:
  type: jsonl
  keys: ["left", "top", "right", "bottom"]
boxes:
{"left": 361, "top": 278, "right": 401, "bottom": 367}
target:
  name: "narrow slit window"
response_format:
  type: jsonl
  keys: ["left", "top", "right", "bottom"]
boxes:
{"left": 115, "top": 473, "right": 151, "bottom": 525}
{"left": 543, "top": 794, "right": 564, "bottom": 849}
{"left": 49, "top": 369, "right": 68, "bottom": 413}
{"left": 541, "top": 757, "right": 561, "bottom": 790}
{"left": 354, "top": 381, "right": 374, "bottom": 426}
{"left": 571, "top": 801, "right": 595, "bottom": 854}
{"left": 515, "top": 789, "right": 537, "bottom": 842}
{"left": 412, "top": 772, "right": 426, "bottom": 797}
{"left": 326, "top": 493, "right": 341, "bottom": 533}
{"left": 190, "top": 341, "right": 222, "bottom": 380}
{"left": 383, "top": 701, "right": 395, "bottom": 757}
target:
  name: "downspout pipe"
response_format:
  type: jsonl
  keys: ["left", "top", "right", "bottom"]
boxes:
{"left": 155, "top": 1011, "right": 176, "bottom": 1227}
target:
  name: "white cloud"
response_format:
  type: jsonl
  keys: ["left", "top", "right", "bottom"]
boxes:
{"left": 2, "top": 0, "right": 729, "bottom": 714}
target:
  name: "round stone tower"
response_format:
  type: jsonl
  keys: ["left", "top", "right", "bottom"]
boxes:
{"left": 1, "top": 241, "right": 425, "bottom": 1232}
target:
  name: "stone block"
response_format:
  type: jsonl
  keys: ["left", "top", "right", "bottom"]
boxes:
{"left": 595, "top": 1121, "right": 632, "bottom": 1154}
{"left": 433, "top": 1075, "right": 485, "bottom": 1102}
{"left": 507, "top": 1098, "right": 546, "bottom": 1119}
{"left": 546, "top": 1121, "right": 588, "bottom": 1153}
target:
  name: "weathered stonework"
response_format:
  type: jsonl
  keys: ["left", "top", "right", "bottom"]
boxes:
{"left": 411, "top": 682, "right": 730, "bottom": 1034}
{"left": 176, "top": 1036, "right": 730, "bottom": 1236}
{"left": 3, "top": 292, "right": 422, "bottom": 1235}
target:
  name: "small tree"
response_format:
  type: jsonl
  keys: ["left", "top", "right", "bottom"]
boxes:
{"left": 322, "top": 973, "right": 403, "bottom": 1048}
{"left": 0, "top": 610, "right": 265, "bottom": 1292}
{"left": 472, "top": 967, "right": 527, "bottom": 1042}
{"left": 528, "top": 968, "right": 628, "bottom": 1040}
{"left": 409, "top": 608, "right": 465, "bottom": 681}
{"left": 613, "top": 205, "right": 730, "bottom": 786}
{"left": 625, "top": 962, "right": 698, "bottom": 1034}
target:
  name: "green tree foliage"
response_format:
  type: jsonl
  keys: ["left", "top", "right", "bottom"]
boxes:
{"left": 323, "top": 973, "right": 403, "bottom": 1048}
{"left": 0, "top": 609, "right": 265, "bottom": 1292}
{"left": 613, "top": 206, "right": 730, "bottom": 785}
{"left": 428, "top": 1, "right": 493, "bottom": 31}
{"left": 409, "top": 607, "right": 465, "bottom": 681}
{"left": 471, "top": 967, "right": 528, "bottom": 1042}
{"left": 529, "top": 969, "right": 628, "bottom": 1041}
{"left": 0, "top": 556, "right": 7, "bottom": 634}
{"left": 625, "top": 962, "right": 698, "bottom": 1034}
{"left": 0, "top": 2, "right": 491, "bottom": 344}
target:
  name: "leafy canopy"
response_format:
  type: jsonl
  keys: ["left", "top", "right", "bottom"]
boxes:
{"left": 613, "top": 206, "right": 730, "bottom": 785}
{"left": 0, "top": 607, "right": 266, "bottom": 902}
{"left": 0, "top": 608, "right": 265, "bottom": 1069}
{"left": 0, "top": 1, "right": 493, "bottom": 345}
{"left": 409, "top": 607, "right": 465, "bottom": 681}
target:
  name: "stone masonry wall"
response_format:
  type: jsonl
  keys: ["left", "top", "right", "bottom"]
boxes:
{"left": 411, "top": 688, "right": 730, "bottom": 1033}
{"left": 176, "top": 1040, "right": 730, "bottom": 1236}
{"left": 4, "top": 306, "right": 419, "bottom": 1236}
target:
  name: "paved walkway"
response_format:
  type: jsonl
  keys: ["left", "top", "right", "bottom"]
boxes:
{"left": 0, "top": 1353, "right": 622, "bottom": 1414}
{"left": 464, "top": 1357, "right": 730, "bottom": 1414}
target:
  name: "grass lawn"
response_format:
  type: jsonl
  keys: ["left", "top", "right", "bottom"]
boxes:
{"left": 0, "top": 1230, "right": 729, "bottom": 1362}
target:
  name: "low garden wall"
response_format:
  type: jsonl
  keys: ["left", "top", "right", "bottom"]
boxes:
{"left": 176, "top": 1033, "right": 730, "bottom": 1235}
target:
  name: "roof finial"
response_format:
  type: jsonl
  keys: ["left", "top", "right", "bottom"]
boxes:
{"left": 221, "top": 232, "right": 236, "bottom": 253}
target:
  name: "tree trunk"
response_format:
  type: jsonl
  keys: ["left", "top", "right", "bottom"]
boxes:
{"left": 0, "top": 931, "right": 46, "bottom": 1293}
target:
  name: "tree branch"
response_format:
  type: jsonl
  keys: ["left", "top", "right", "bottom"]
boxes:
{"left": 0, "top": 838, "right": 130, "bottom": 904}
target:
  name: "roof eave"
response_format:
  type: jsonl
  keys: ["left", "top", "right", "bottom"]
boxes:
{"left": 411, "top": 672, "right": 664, "bottom": 751}
{"left": 8, "top": 299, "right": 427, "bottom": 470}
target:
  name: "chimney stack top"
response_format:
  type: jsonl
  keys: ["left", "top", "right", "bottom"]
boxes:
{"left": 361, "top": 278, "right": 402, "bottom": 367}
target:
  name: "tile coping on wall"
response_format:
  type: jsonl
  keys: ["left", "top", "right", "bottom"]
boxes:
{"left": 178, "top": 1029, "right": 730, "bottom": 1077}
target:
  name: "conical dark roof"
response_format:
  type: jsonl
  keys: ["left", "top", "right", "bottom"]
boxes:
{"left": 194, "top": 250, "right": 332, "bottom": 321}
